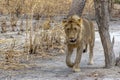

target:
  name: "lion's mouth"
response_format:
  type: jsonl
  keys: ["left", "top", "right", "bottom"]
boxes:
{"left": 69, "top": 39, "right": 77, "bottom": 43}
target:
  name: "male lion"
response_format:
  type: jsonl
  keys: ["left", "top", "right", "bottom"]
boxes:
{"left": 63, "top": 15, "right": 95, "bottom": 72}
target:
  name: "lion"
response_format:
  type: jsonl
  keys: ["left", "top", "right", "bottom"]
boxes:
{"left": 62, "top": 15, "right": 95, "bottom": 72}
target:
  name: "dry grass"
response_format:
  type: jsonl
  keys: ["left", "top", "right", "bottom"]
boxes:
{"left": 0, "top": 0, "right": 119, "bottom": 71}
{"left": 0, "top": 15, "right": 66, "bottom": 70}
{"left": 0, "top": 0, "right": 71, "bottom": 16}
{"left": 30, "top": 19, "right": 65, "bottom": 55}
{"left": 0, "top": 27, "right": 65, "bottom": 70}
{"left": 0, "top": 0, "right": 113, "bottom": 70}
{"left": 0, "top": 36, "right": 29, "bottom": 70}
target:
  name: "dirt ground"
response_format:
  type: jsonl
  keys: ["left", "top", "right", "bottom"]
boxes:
{"left": 0, "top": 20, "right": 120, "bottom": 80}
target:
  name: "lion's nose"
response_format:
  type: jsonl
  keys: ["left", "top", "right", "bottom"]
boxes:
{"left": 69, "top": 38, "right": 74, "bottom": 40}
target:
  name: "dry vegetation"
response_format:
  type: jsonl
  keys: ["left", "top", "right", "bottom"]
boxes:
{"left": 0, "top": 0, "right": 70, "bottom": 70}
{"left": 0, "top": 0, "right": 119, "bottom": 70}
{"left": 0, "top": 0, "right": 71, "bottom": 16}
{"left": 0, "top": 19, "right": 66, "bottom": 70}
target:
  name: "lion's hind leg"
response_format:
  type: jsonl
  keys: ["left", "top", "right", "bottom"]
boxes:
{"left": 88, "top": 40, "right": 94, "bottom": 65}
{"left": 83, "top": 44, "right": 88, "bottom": 53}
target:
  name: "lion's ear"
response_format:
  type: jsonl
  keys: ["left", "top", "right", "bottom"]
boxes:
{"left": 77, "top": 18, "right": 83, "bottom": 25}
{"left": 62, "top": 20, "right": 67, "bottom": 23}
{"left": 62, "top": 20, "right": 67, "bottom": 27}
{"left": 78, "top": 18, "right": 82, "bottom": 23}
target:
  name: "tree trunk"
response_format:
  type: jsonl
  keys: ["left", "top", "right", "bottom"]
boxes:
{"left": 68, "top": 0, "right": 87, "bottom": 17}
{"left": 94, "top": 0, "right": 115, "bottom": 68}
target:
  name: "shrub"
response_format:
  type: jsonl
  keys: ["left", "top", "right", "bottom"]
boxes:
{"left": 115, "top": 0, "right": 120, "bottom": 4}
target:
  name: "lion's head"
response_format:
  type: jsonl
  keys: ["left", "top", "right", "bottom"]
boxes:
{"left": 63, "top": 15, "right": 83, "bottom": 44}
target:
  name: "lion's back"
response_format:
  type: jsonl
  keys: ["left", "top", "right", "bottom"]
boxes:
{"left": 82, "top": 18, "right": 95, "bottom": 43}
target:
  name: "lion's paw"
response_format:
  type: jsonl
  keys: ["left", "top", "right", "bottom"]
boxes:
{"left": 73, "top": 66, "right": 81, "bottom": 72}
{"left": 88, "top": 61, "right": 94, "bottom": 65}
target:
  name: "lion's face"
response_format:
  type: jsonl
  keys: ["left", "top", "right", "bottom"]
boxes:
{"left": 63, "top": 19, "right": 82, "bottom": 44}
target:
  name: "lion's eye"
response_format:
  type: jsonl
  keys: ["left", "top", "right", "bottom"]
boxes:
{"left": 67, "top": 28, "right": 70, "bottom": 31}
{"left": 74, "top": 28, "right": 77, "bottom": 30}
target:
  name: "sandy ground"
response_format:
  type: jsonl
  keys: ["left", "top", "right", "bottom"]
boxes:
{"left": 0, "top": 20, "right": 120, "bottom": 80}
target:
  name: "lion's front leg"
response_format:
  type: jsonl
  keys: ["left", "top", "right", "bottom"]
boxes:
{"left": 73, "top": 45, "right": 83, "bottom": 72}
{"left": 66, "top": 47, "right": 74, "bottom": 68}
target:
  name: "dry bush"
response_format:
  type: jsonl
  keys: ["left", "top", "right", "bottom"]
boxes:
{"left": 113, "top": 4, "right": 120, "bottom": 17}
{"left": 20, "top": 20, "right": 24, "bottom": 31}
{"left": 1, "top": 18, "right": 7, "bottom": 33}
{"left": 42, "top": 18, "right": 51, "bottom": 30}
{"left": 17, "top": 20, "right": 24, "bottom": 34}
{"left": 83, "top": 0, "right": 95, "bottom": 18}
{"left": 0, "top": 0, "right": 71, "bottom": 17}
{"left": 0, "top": 38, "right": 33, "bottom": 70}
{"left": 0, "top": 0, "right": 118, "bottom": 18}
{"left": 30, "top": 19, "right": 65, "bottom": 55}
{"left": 10, "top": 16, "right": 18, "bottom": 31}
